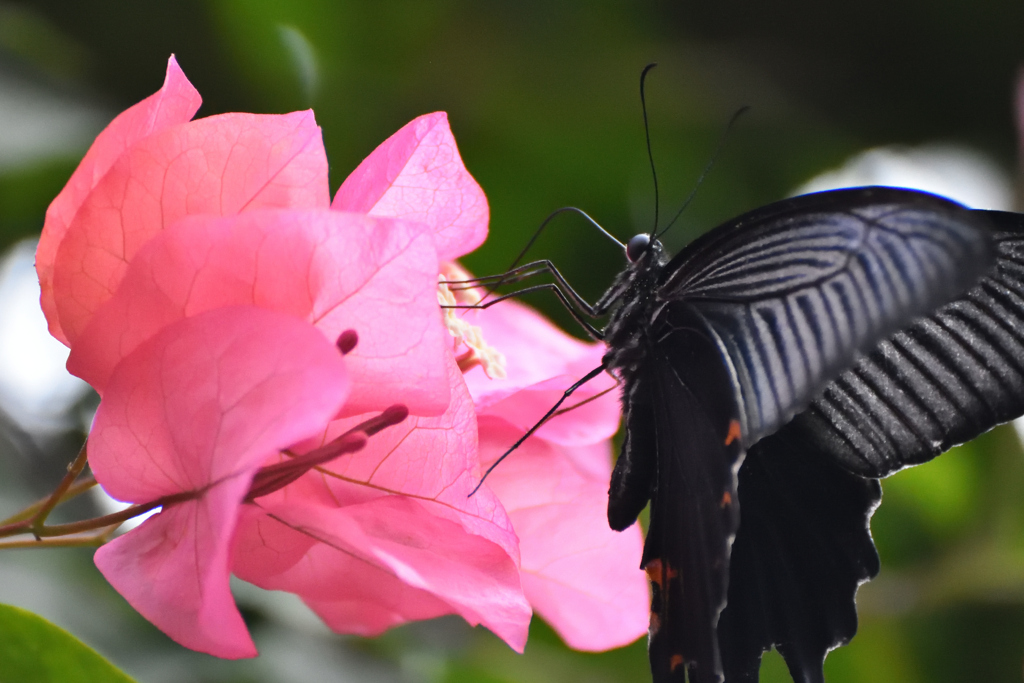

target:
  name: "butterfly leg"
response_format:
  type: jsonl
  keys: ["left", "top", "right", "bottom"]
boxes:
{"left": 445, "top": 281, "right": 606, "bottom": 340}
{"left": 469, "top": 363, "right": 608, "bottom": 494}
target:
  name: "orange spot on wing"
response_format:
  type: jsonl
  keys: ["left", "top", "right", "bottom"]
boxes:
{"left": 670, "top": 654, "right": 685, "bottom": 671}
{"left": 645, "top": 559, "right": 664, "bottom": 588}
{"left": 724, "top": 419, "right": 741, "bottom": 446}
{"left": 646, "top": 559, "right": 679, "bottom": 588}
{"left": 721, "top": 491, "right": 732, "bottom": 507}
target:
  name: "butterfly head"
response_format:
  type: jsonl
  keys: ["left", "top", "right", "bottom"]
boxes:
{"left": 626, "top": 233, "right": 652, "bottom": 262}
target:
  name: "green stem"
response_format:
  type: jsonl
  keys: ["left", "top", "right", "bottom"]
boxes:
{"left": 0, "top": 528, "right": 117, "bottom": 550}
{"left": 34, "top": 501, "right": 161, "bottom": 537}
{"left": 33, "top": 440, "right": 90, "bottom": 529}
{"left": 0, "top": 477, "right": 99, "bottom": 527}
{"left": 0, "top": 477, "right": 195, "bottom": 541}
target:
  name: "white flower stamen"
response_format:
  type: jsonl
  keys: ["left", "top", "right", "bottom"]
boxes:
{"left": 437, "top": 273, "right": 507, "bottom": 379}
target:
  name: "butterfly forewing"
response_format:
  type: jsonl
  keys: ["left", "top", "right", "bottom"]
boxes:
{"left": 660, "top": 188, "right": 994, "bottom": 448}
{"left": 791, "top": 210, "right": 1024, "bottom": 478}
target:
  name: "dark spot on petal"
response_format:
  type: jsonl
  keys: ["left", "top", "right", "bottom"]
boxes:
{"left": 336, "top": 329, "right": 358, "bottom": 355}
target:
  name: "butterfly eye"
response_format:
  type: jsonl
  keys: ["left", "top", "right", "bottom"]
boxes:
{"left": 626, "top": 233, "right": 651, "bottom": 261}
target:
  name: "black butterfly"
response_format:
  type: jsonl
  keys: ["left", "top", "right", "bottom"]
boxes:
{"left": 468, "top": 182, "right": 1024, "bottom": 679}
{"left": 591, "top": 186, "right": 1024, "bottom": 683}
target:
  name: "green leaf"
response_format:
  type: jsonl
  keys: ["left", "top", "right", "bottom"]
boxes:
{"left": 0, "top": 604, "right": 136, "bottom": 683}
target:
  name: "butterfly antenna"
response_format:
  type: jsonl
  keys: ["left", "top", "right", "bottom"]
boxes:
{"left": 656, "top": 105, "right": 751, "bottom": 241}
{"left": 640, "top": 62, "right": 659, "bottom": 236}
{"left": 512, "top": 207, "right": 624, "bottom": 272}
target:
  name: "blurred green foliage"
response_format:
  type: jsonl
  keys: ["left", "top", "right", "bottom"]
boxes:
{"left": 0, "top": 604, "right": 136, "bottom": 683}
{"left": 1, "top": 1, "right": 1024, "bottom": 681}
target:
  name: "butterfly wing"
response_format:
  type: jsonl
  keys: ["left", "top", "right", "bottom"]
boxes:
{"left": 716, "top": 420, "right": 881, "bottom": 683}
{"left": 661, "top": 187, "right": 995, "bottom": 449}
{"left": 711, "top": 210, "right": 1024, "bottom": 681}
{"left": 789, "top": 209, "right": 1024, "bottom": 478}
{"left": 611, "top": 188, "right": 996, "bottom": 683}
{"left": 635, "top": 304, "right": 745, "bottom": 683}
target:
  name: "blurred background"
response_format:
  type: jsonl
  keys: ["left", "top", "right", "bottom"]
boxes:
{"left": 0, "top": 1, "right": 1023, "bottom": 682}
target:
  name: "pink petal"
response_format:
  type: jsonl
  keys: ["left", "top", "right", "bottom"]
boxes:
{"left": 462, "top": 298, "right": 620, "bottom": 446}
{"left": 95, "top": 481, "right": 257, "bottom": 658}
{"left": 479, "top": 416, "right": 648, "bottom": 651}
{"left": 334, "top": 112, "right": 488, "bottom": 261}
{"left": 234, "top": 500, "right": 453, "bottom": 632}
{"left": 233, "top": 496, "right": 532, "bottom": 651}
{"left": 305, "top": 577, "right": 454, "bottom": 637}
{"left": 38, "top": 55, "right": 202, "bottom": 345}
{"left": 305, "top": 353, "right": 519, "bottom": 560}
{"left": 70, "top": 209, "right": 449, "bottom": 415}
{"left": 90, "top": 307, "right": 349, "bottom": 656}
{"left": 52, "top": 111, "right": 330, "bottom": 345}
{"left": 90, "top": 306, "right": 349, "bottom": 500}
{"left": 478, "top": 375, "right": 621, "bottom": 450}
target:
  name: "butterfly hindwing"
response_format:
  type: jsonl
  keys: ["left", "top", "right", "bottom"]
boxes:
{"left": 631, "top": 305, "right": 744, "bottom": 683}
{"left": 791, "top": 210, "right": 1024, "bottom": 478}
{"left": 660, "top": 188, "right": 994, "bottom": 449}
{"left": 716, "top": 420, "right": 881, "bottom": 683}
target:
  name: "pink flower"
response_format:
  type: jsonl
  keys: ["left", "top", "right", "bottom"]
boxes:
{"left": 40, "top": 57, "right": 531, "bottom": 658}
{"left": 40, "top": 54, "right": 646, "bottom": 660}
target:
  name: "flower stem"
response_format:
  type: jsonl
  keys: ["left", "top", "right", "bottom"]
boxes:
{"left": 0, "top": 438, "right": 185, "bottom": 543}
{"left": 34, "top": 440, "right": 90, "bottom": 529}
{"left": 0, "top": 477, "right": 99, "bottom": 527}
{"left": 34, "top": 501, "right": 161, "bottom": 537}
{"left": 0, "top": 526, "right": 119, "bottom": 549}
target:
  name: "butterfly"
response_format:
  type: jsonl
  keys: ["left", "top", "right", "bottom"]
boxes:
{"left": 586, "top": 186, "right": 1024, "bottom": 682}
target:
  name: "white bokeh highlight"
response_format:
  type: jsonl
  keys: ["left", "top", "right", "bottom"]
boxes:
{"left": 0, "top": 239, "right": 89, "bottom": 431}
{"left": 793, "top": 144, "right": 1014, "bottom": 211}
{"left": 0, "top": 68, "right": 109, "bottom": 171}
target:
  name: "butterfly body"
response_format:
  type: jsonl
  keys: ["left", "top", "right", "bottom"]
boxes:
{"left": 599, "top": 186, "right": 1001, "bottom": 682}
{"left": 598, "top": 239, "right": 668, "bottom": 376}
